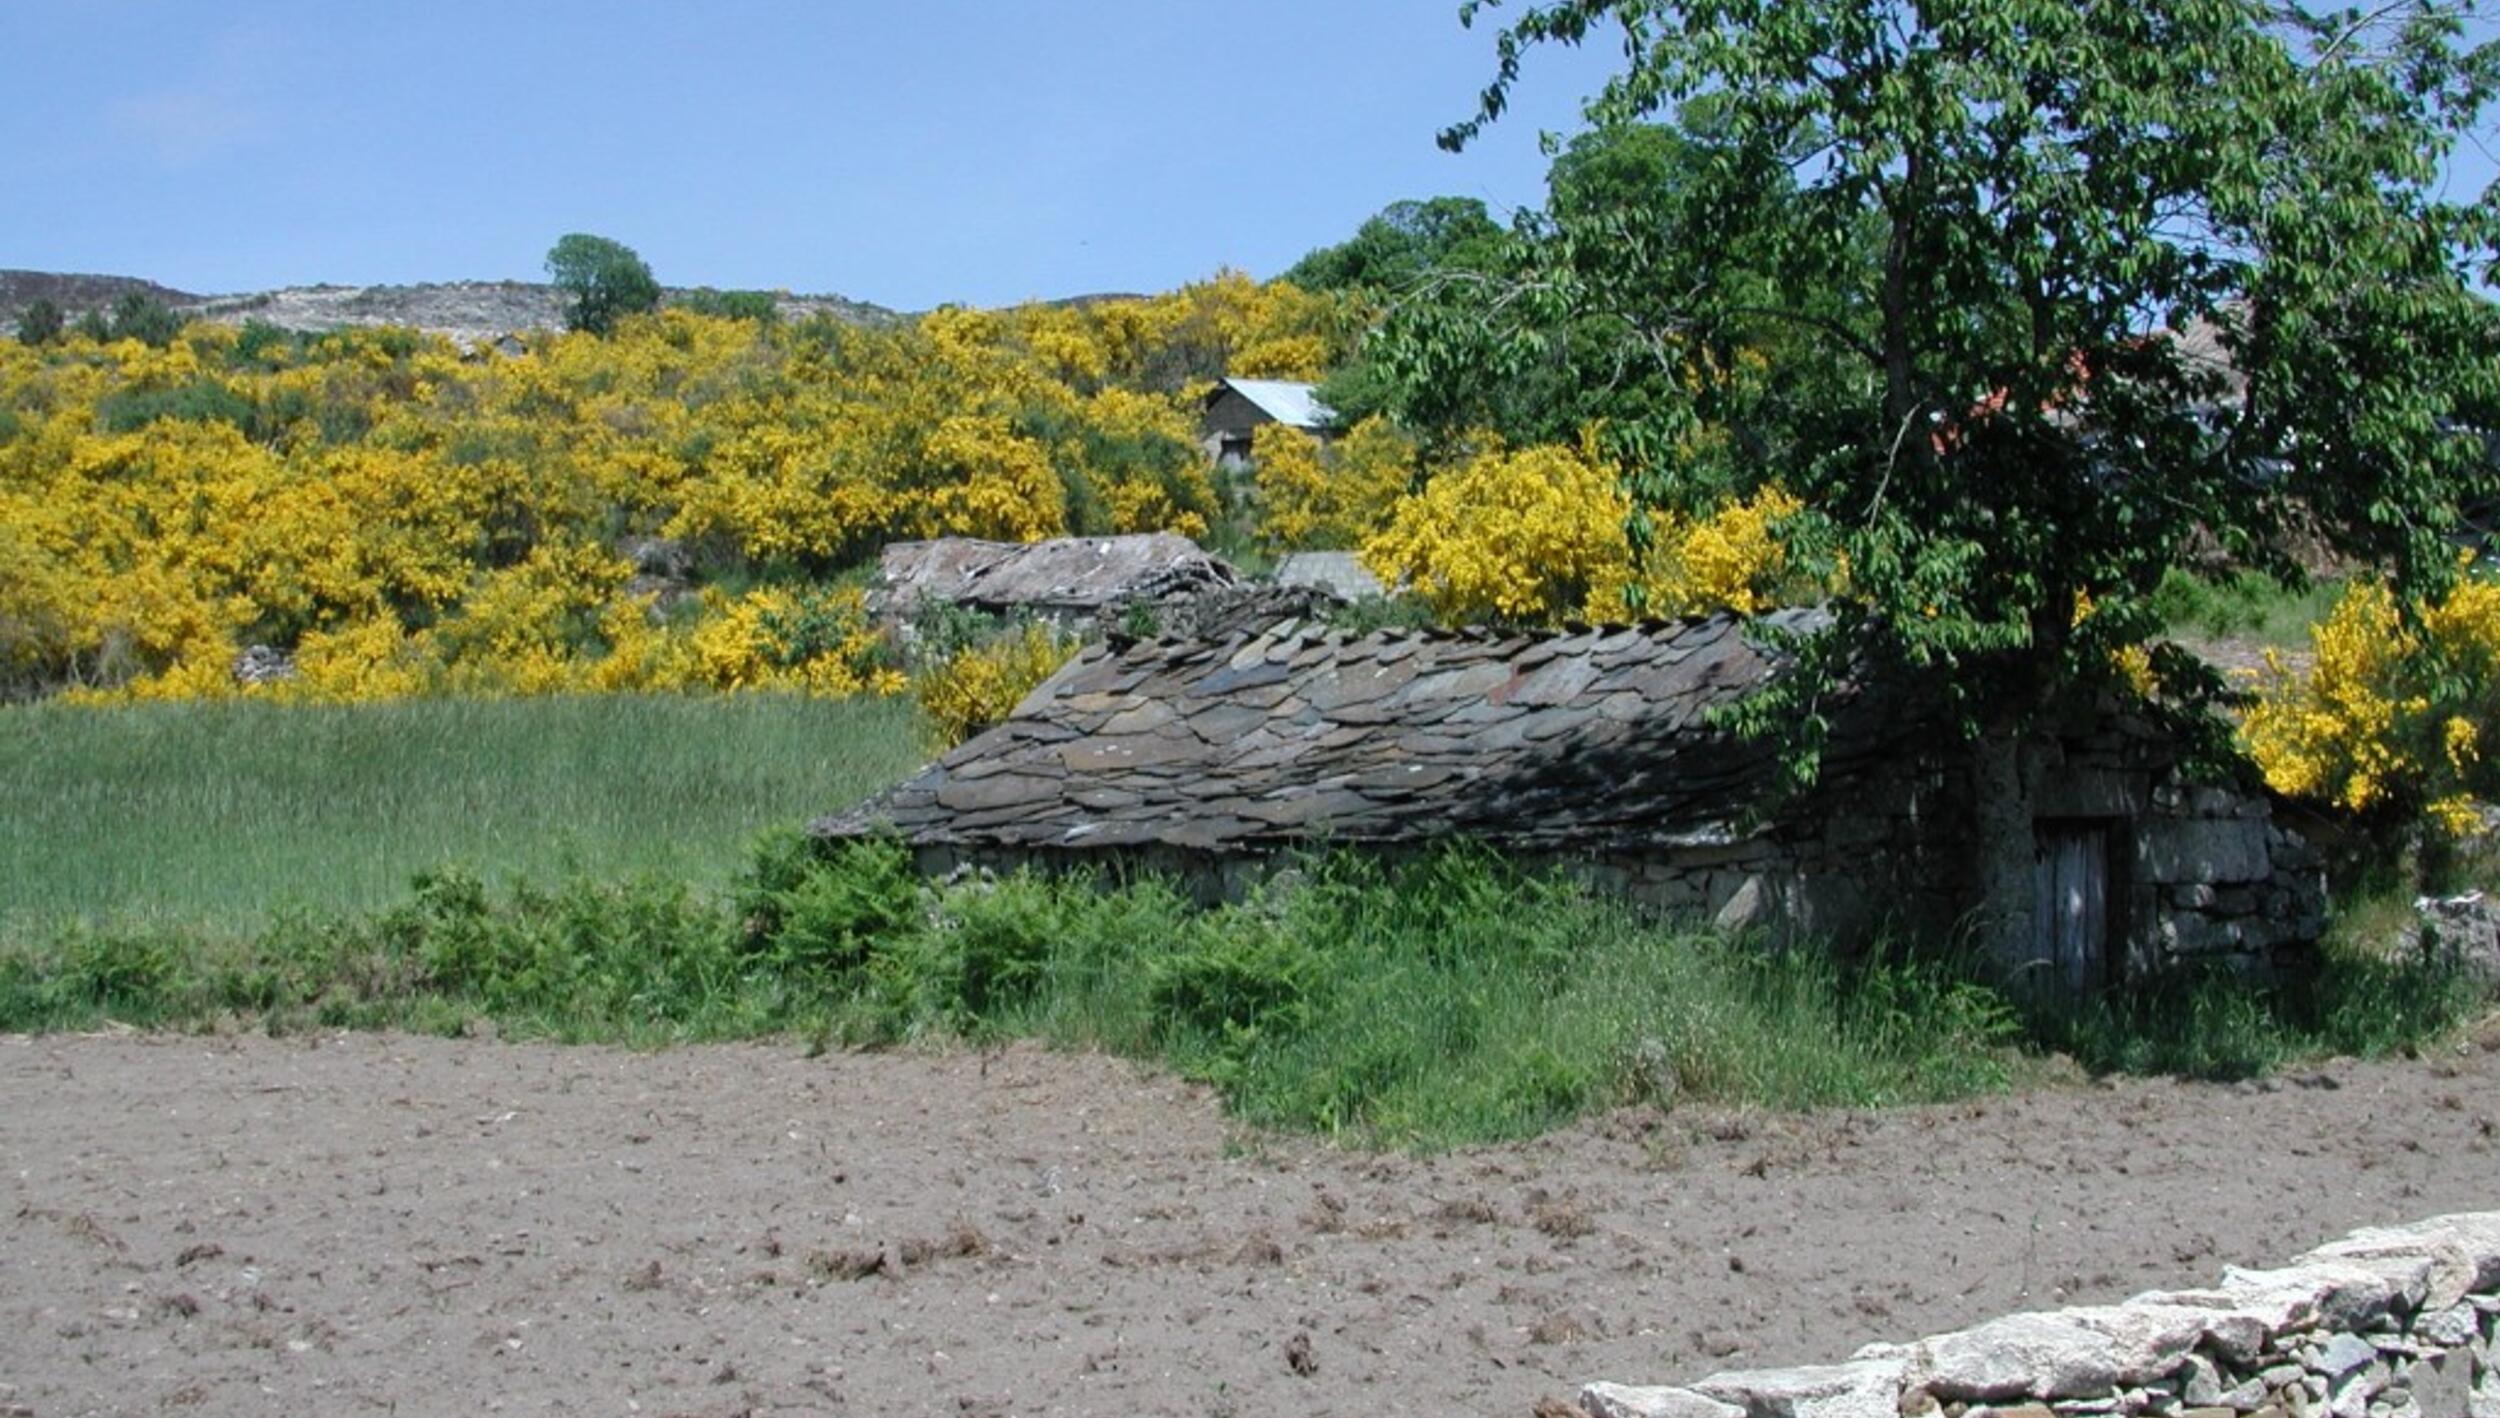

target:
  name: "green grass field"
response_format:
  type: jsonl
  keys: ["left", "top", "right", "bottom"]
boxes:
{"left": 0, "top": 695, "right": 930, "bottom": 939}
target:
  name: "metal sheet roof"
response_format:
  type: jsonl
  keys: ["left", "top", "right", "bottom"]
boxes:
{"left": 1218, "top": 377, "right": 1334, "bottom": 430}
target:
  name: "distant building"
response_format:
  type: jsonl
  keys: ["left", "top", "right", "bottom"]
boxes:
{"left": 1200, "top": 377, "right": 1334, "bottom": 467}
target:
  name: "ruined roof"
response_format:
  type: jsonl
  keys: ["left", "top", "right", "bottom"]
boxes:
{"left": 818, "top": 609, "right": 1850, "bottom": 856}
{"left": 1211, "top": 377, "right": 1333, "bottom": 430}
{"left": 873, "top": 534, "right": 1236, "bottom": 618}
{"left": 1272, "top": 550, "right": 1384, "bottom": 601}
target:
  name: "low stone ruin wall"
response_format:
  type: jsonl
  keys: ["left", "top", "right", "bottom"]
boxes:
{"left": 1582, "top": 1212, "right": 2500, "bottom": 1418}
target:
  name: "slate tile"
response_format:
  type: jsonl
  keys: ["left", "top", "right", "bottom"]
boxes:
{"left": 1187, "top": 660, "right": 1293, "bottom": 696}
{"left": 1059, "top": 738, "right": 1202, "bottom": 773}
{"left": 1232, "top": 681, "right": 1301, "bottom": 709}
{"left": 936, "top": 773, "right": 1065, "bottom": 813}
{"left": 1165, "top": 817, "right": 1252, "bottom": 850}
{"left": 1306, "top": 658, "right": 1419, "bottom": 712}
{"left": 1395, "top": 661, "right": 1513, "bottom": 705}
{"left": 1494, "top": 657, "right": 1600, "bottom": 707}
{"left": 1188, "top": 702, "right": 1273, "bottom": 745}
{"left": 1102, "top": 700, "right": 1178, "bottom": 735}
{"left": 1440, "top": 700, "right": 1527, "bottom": 727}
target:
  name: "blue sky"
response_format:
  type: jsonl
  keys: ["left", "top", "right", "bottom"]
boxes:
{"left": 1, "top": 2, "right": 1622, "bottom": 310}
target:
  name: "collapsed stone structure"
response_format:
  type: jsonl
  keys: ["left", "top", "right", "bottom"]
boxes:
{"left": 868, "top": 532, "right": 1349, "bottom": 654}
{"left": 868, "top": 534, "right": 1240, "bottom": 631}
{"left": 819, "top": 612, "right": 2326, "bottom": 987}
{"left": 1582, "top": 1211, "right": 2500, "bottom": 1418}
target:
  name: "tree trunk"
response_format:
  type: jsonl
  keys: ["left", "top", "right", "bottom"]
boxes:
{"left": 1968, "top": 726, "right": 2042, "bottom": 992}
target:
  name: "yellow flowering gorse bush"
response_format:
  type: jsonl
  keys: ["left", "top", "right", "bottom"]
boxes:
{"left": 0, "top": 274, "right": 1358, "bottom": 703}
{"left": 2242, "top": 571, "right": 2500, "bottom": 833}
{"left": 1250, "top": 416, "right": 1414, "bottom": 551}
{"left": 913, "top": 621, "right": 1082, "bottom": 746}
{"left": 1358, "top": 435, "right": 1804, "bottom": 625}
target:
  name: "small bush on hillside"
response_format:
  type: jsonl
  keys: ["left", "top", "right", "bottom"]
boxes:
{"left": 96, "top": 378, "right": 256, "bottom": 434}
{"left": 673, "top": 288, "right": 779, "bottom": 323}
{"left": 15, "top": 298, "right": 62, "bottom": 346}
{"left": 108, "top": 293, "right": 181, "bottom": 348}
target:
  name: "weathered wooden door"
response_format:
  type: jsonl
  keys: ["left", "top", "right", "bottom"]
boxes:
{"left": 2031, "top": 825, "right": 2109, "bottom": 996}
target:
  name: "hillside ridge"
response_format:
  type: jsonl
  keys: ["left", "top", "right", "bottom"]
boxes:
{"left": 0, "top": 268, "right": 899, "bottom": 344}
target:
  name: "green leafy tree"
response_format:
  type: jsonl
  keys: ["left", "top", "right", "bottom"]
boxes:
{"left": 1439, "top": 0, "right": 2500, "bottom": 974}
{"left": 1284, "top": 197, "right": 1506, "bottom": 295}
{"left": 1354, "top": 109, "right": 1858, "bottom": 484}
{"left": 544, "top": 233, "right": 661, "bottom": 335}
{"left": 14, "top": 298, "right": 62, "bottom": 346}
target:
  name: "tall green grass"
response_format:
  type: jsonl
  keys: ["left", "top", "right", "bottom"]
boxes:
{"left": 0, "top": 840, "right": 2040, "bottom": 1145}
{"left": 0, "top": 753, "right": 2479, "bottom": 1148}
{"left": 0, "top": 696, "right": 927, "bottom": 940}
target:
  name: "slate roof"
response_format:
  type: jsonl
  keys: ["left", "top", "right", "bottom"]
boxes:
{"left": 817, "top": 609, "right": 1849, "bottom": 855}
{"left": 872, "top": 534, "right": 1236, "bottom": 618}
{"left": 1213, "top": 377, "right": 1334, "bottom": 430}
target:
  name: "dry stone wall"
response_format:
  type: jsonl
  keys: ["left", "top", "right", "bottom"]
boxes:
{"left": 1583, "top": 1213, "right": 2500, "bottom": 1418}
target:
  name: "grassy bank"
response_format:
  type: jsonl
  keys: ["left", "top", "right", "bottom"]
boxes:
{"left": 1, "top": 839, "right": 2476, "bottom": 1150}
{"left": 2152, "top": 567, "right": 2345, "bottom": 648}
{"left": 0, "top": 696, "right": 928, "bottom": 939}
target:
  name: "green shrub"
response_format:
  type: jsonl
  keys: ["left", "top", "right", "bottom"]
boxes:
{"left": 0, "top": 828, "right": 2476, "bottom": 1151}
{"left": 744, "top": 836, "right": 920, "bottom": 979}
{"left": 107, "top": 293, "right": 181, "bottom": 348}
{"left": 2150, "top": 567, "right": 2342, "bottom": 645}
{"left": 1148, "top": 911, "right": 1322, "bottom": 1049}
{"left": 673, "top": 288, "right": 780, "bottom": 323}
{"left": 15, "top": 298, "right": 62, "bottom": 347}
{"left": 96, "top": 378, "right": 255, "bottom": 434}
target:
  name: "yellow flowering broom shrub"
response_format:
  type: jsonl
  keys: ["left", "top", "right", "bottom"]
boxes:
{"left": 913, "top": 621, "right": 1082, "bottom": 746}
{"left": 1251, "top": 416, "right": 1414, "bottom": 551}
{"left": 1359, "top": 436, "right": 1803, "bottom": 625}
{"left": 1619, "top": 486, "right": 1805, "bottom": 617}
{"left": 2242, "top": 573, "right": 2500, "bottom": 833}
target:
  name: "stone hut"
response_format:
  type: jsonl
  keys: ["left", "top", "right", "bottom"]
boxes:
{"left": 818, "top": 613, "right": 2326, "bottom": 990}
{"left": 1199, "top": 377, "right": 1333, "bottom": 467}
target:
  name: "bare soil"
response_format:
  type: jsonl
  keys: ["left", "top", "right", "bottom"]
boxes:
{"left": 3, "top": 1031, "right": 2497, "bottom": 1418}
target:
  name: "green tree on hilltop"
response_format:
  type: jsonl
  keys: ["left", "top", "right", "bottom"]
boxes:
{"left": 545, "top": 233, "right": 661, "bottom": 336}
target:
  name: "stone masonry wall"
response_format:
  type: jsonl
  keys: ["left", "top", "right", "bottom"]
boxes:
{"left": 2132, "top": 782, "right": 2327, "bottom": 980}
{"left": 1583, "top": 1212, "right": 2500, "bottom": 1418}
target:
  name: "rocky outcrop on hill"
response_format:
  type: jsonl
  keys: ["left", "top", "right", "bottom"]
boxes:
{"left": 0, "top": 268, "right": 897, "bottom": 346}
{"left": 0, "top": 270, "right": 201, "bottom": 316}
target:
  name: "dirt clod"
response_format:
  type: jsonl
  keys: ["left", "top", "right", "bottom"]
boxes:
{"left": 1283, "top": 1329, "right": 1318, "bottom": 1376}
